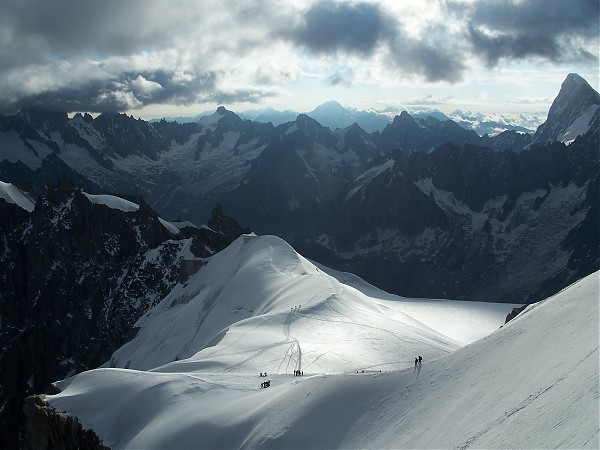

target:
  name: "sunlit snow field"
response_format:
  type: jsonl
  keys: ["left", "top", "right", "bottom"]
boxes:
{"left": 47, "top": 235, "right": 599, "bottom": 449}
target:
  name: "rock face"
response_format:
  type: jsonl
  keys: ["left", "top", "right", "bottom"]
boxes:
{"left": 308, "top": 132, "right": 598, "bottom": 303}
{"left": 0, "top": 178, "right": 249, "bottom": 449}
{"left": 380, "top": 111, "right": 483, "bottom": 153}
{"left": 531, "top": 73, "right": 600, "bottom": 145}
{"left": 23, "top": 395, "right": 108, "bottom": 450}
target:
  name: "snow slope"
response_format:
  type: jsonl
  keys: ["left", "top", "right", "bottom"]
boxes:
{"left": 560, "top": 104, "right": 600, "bottom": 145}
{"left": 82, "top": 192, "right": 183, "bottom": 235}
{"left": 83, "top": 193, "right": 140, "bottom": 213}
{"left": 46, "top": 236, "right": 598, "bottom": 449}
{"left": 0, "top": 181, "right": 35, "bottom": 212}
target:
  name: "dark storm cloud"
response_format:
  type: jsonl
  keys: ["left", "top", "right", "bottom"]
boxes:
{"left": 283, "top": 2, "right": 391, "bottom": 55}
{"left": 0, "top": 0, "right": 287, "bottom": 113}
{"left": 451, "top": 0, "right": 599, "bottom": 65}
{"left": 280, "top": 1, "right": 467, "bottom": 82}
{"left": 3, "top": 80, "right": 136, "bottom": 114}
{"left": 387, "top": 34, "right": 466, "bottom": 83}
{"left": 0, "top": 0, "right": 170, "bottom": 70}
{"left": 467, "top": 27, "right": 560, "bottom": 66}
{"left": 1, "top": 71, "right": 219, "bottom": 114}
{"left": 2, "top": 0, "right": 596, "bottom": 114}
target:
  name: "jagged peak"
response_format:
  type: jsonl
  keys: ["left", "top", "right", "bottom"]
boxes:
{"left": 557, "top": 73, "right": 599, "bottom": 101}
{"left": 214, "top": 106, "right": 244, "bottom": 124}
{"left": 531, "top": 73, "right": 599, "bottom": 145}
{"left": 346, "top": 122, "right": 366, "bottom": 133}
{"left": 564, "top": 72, "right": 590, "bottom": 87}
{"left": 391, "top": 110, "right": 419, "bottom": 128}
{"left": 295, "top": 113, "right": 322, "bottom": 128}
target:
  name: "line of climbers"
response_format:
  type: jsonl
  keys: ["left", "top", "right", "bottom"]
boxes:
{"left": 259, "top": 369, "right": 305, "bottom": 388}
{"left": 261, "top": 356, "right": 423, "bottom": 389}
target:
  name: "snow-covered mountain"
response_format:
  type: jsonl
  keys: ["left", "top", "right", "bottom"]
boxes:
{"left": 305, "top": 100, "right": 391, "bottom": 133}
{"left": 435, "top": 109, "right": 539, "bottom": 136}
{"left": 0, "top": 179, "right": 249, "bottom": 449}
{"left": 33, "top": 235, "right": 599, "bottom": 449}
{"left": 218, "top": 114, "right": 381, "bottom": 235}
{"left": 0, "top": 73, "right": 598, "bottom": 306}
{"left": 240, "top": 102, "right": 540, "bottom": 136}
{"left": 106, "top": 235, "right": 511, "bottom": 373}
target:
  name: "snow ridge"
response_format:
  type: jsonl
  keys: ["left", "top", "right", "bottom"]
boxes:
{"left": 47, "top": 235, "right": 600, "bottom": 450}
{"left": 0, "top": 181, "right": 35, "bottom": 212}
{"left": 47, "top": 266, "right": 599, "bottom": 449}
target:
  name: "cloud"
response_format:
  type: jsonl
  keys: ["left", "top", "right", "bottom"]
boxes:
{"left": 328, "top": 68, "right": 354, "bottom": 86}
{"left": 451, "top": 0, "right": 599, "bottom": 66}
{"left": 386, "top": 33, "right": 466, "bottom": 82}
{"left": 509, "top": 96, "right": 554, "bottom": 105}
{"left": 282, "top": 2, "right": 391, "bottom": 55}
{"left": 0, "top": 0, "right": 285, "bottom": 113}
{"left": 402, "top": 95, "right": 451, "bottom": 106}
{"left": 212, "top": 85, "right": 281, "bottom": 105}
{"left": 280, "top": 2, "right": 467, "bottom": 82}
{"left": 1, "top": 70, "right": 219, "bottom": 113}
{"left": 467, "top": 26, "right": 559, "bottom": 66}
{"left": 131, "top": 75, "right": 163, "bottom": 97}
{"left": 0, "top": 0, "right": 176, "bottom": 71}
{"left": 255, "top": 65, "right": 298, "bottom": 86}
{"left": 0, "top": 0, "right": 596, "bottom": 114}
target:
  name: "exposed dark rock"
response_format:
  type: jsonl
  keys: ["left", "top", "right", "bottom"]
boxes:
{"left": 532, "top": 73, "right": 600, "bottom": 145}
{"left": 380, "top": 111, "right": 483, "bottom": 154}
{"left": 308, "top": 133, "right": 599, "bottom": 303}
{"left": 0, "top": 178, "right": 248, "bottom": 449}
{"left": 505, "top": 305, "right": 528, "bottom": 324}
{"left": 23, "top": 395, "right": 109, "bottom": 450}
{"left": 208, "top": 202, "right": 252, "bottom": 237}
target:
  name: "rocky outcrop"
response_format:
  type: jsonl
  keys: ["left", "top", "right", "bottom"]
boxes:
{"left": 0, "top": 178, "right": 249, "bottom": 449}
{"left": 505, "top": 305, "right": 528, "bottom": 324}
{"left": 23, "top": 395, "right": 109, "bottom": 450}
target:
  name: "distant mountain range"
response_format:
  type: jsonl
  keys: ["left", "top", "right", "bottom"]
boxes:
{"left": 1, "top": 73, "right": 597, "bottom": 306}
{"left": 152, "top": 99, "right": 541, "bottom": 136}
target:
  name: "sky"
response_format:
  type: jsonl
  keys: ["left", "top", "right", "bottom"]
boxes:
{"left": 1, "top": 0, "right": 598, "bottom": 119}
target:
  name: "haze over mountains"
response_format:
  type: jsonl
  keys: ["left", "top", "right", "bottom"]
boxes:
{"left": 155, "top": 99, "right": 542, "bottom": 136}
